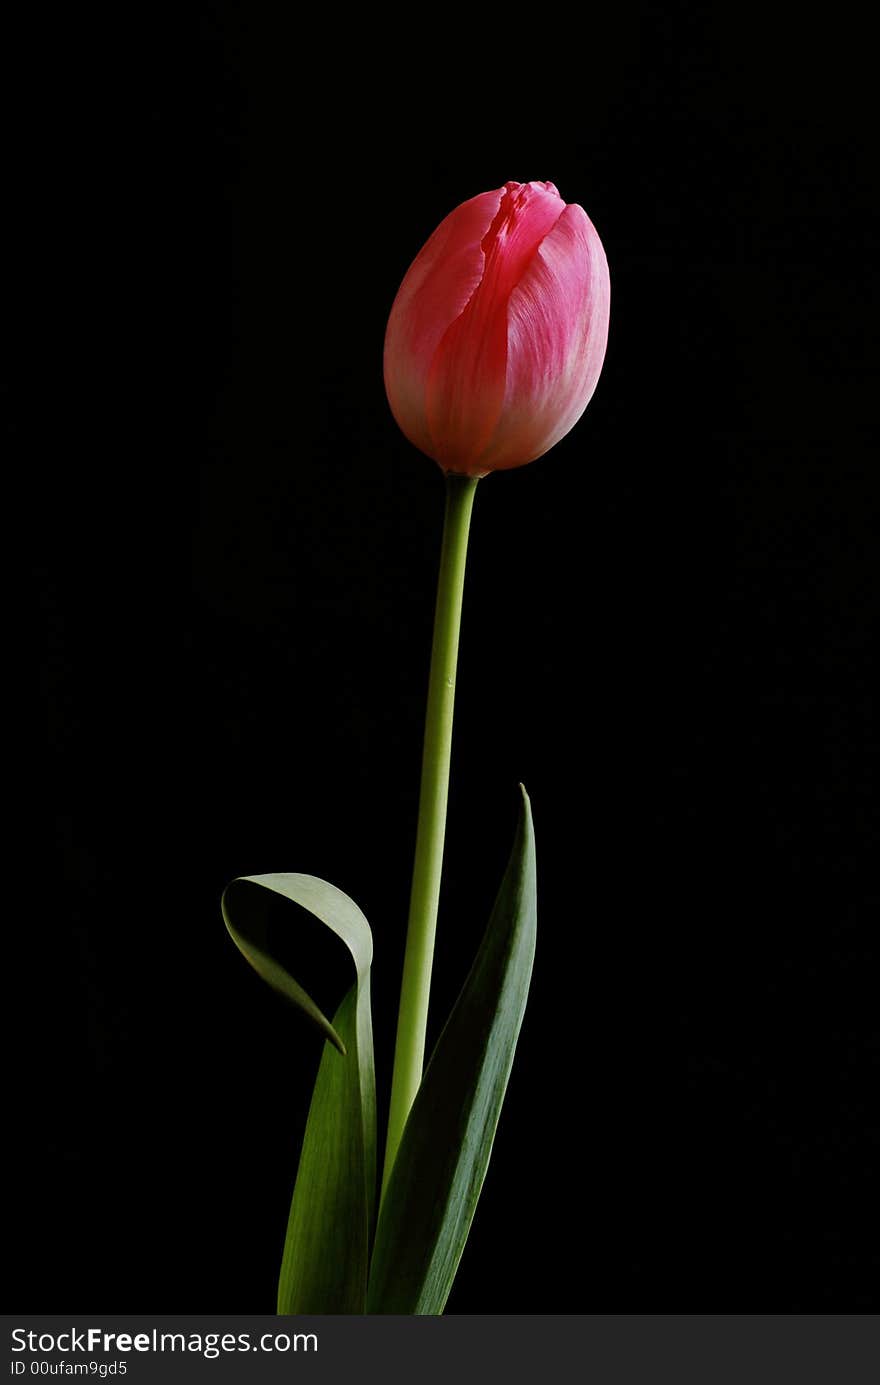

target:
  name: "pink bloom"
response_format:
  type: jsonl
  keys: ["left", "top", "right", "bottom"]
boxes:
{"left": 384, "top": 180, "right": 610, "bottom": 476}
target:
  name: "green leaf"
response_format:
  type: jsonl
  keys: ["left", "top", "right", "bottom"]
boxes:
{"left": 221, "top": 872, "right": 376, "bottom": 1313}
{"left": 367, "top": 786, "right": 537, "bottom": 1314}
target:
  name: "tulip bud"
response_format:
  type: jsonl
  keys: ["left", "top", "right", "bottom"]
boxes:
{"left": 384, "top": 180, "right": 610, "bottom": 476}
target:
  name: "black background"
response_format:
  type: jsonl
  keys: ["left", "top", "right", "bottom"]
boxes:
{"left": 18, "top": 8, "right": 878, "bottom": 1310}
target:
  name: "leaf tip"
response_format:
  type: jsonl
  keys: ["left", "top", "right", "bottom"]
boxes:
{"left": 517, "top": 782, "right": 533, "bottom": 821}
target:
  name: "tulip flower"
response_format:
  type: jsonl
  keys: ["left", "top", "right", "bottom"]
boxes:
{"left": 223, "top": 180, "right": 610, "bottom": 1314}
{"left": 384, "top": 179, "right": 610, "bottom": 476}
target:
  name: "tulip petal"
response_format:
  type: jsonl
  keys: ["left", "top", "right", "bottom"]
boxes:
{"left": 425, "top": 182, "right": 565, "bottom": 473}
{"left": 484, "top": 203, "right": 611, "bottom": 471}
{"left": 384, "top": 188, "right": 505, "bottom": 461}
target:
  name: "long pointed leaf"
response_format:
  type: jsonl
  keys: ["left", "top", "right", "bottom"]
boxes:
{"left": 221, "top": 872, "right": 376, "bottom": 1312}
{"left": 367, "top": 786, "right": 537, "bottom": 1314}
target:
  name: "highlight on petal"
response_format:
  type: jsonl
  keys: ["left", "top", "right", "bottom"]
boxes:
{"left": 483, "top": 203, "right": 610, "bottom": 471}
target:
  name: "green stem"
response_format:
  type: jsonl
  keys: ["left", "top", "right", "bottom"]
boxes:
{"left": 381, "top": 471, "right": 479, "bottom": 1200}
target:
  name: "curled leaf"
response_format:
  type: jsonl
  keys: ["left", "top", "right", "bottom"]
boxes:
{"left": 222, "top": 872, "right": 376, "bottom": 1312}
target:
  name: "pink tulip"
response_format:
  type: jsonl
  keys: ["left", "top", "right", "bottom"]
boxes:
{"left": 384, "top": 180, "right": 610, "bottom": 477}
